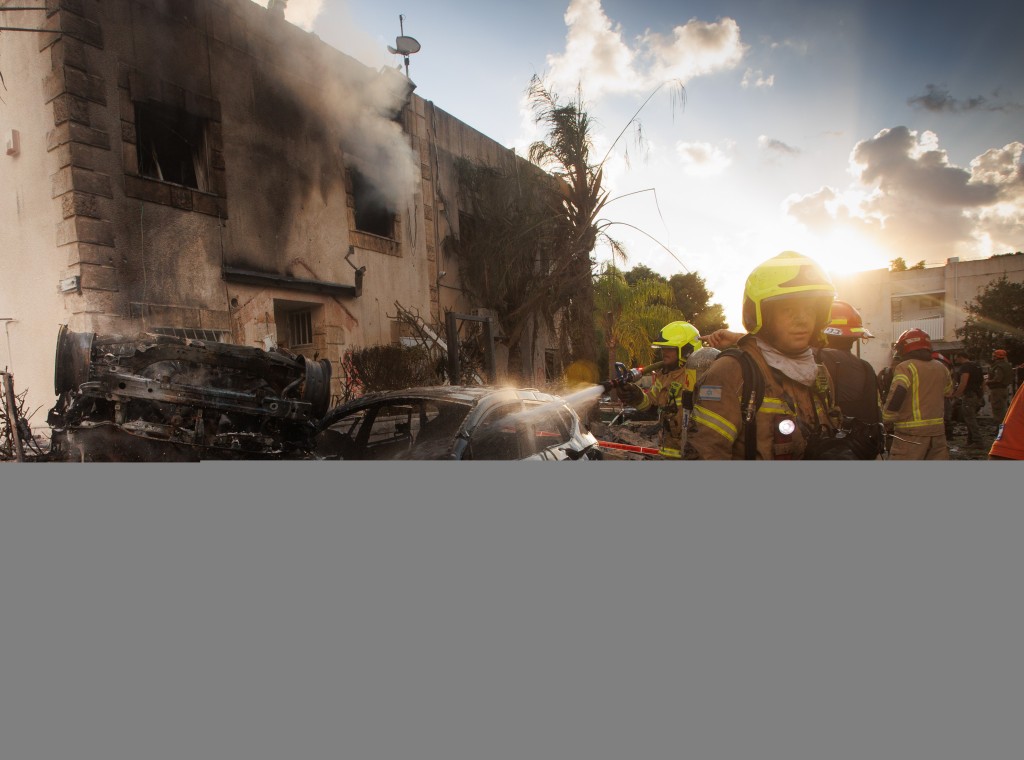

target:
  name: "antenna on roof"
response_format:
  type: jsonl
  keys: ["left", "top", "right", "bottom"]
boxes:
{"left": 386, "top": 14, "right": 420, "bottom": 79}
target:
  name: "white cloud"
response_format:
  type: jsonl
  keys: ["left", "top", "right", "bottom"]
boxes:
{"left": 251, "top": 0, "right": 324, "bottom": 32}
{"left": 545, "top": 0, "right": 746, "bottom": 98}
{"left": 741, "top": 68, "right": 774, "bottom": 88}
{"left": 758, "top": 135, "right": 800, "bottom": 157}
{"left": 767, "top": 38, "right": 809, "bottom": 56}
{"left": 675, "top": 140, "right": 733, "bottom": 176}
{"left": 786, "top": 128, "right": 1024, "bottom": 261}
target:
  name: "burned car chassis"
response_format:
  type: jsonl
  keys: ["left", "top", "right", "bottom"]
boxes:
{"left": 48, "top": 326, "right": 332, "bottom": 461}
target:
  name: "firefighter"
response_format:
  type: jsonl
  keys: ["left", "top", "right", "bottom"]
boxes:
{"left": 615, "top": 321, "right": 703, "bottom": 458}
{"left": 932, "top": 351, "right": 955, "bottom": 439}
{"left": 815, "top": 300, "right": 884, "bottom": 459}
{"left": 882, "top": 328, "right": 953, "bottom": 460}
{"left": 682, "top": 251, "right": 842, "bottom": 460}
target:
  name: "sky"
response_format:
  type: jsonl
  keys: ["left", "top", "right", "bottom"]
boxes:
{"left": 254, "top": 0, "right": 1024, "bottom": 330}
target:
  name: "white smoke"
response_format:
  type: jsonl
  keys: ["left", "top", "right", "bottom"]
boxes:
{"left": 251, "top": 0, "right": 420, "bottom": 212}
{"left": 250, "top": 0, "right": 325, "bottom": 31}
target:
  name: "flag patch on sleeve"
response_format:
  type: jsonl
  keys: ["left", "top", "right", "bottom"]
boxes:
{"left": 698, "top": 385, "right": 723, "bottom": 402}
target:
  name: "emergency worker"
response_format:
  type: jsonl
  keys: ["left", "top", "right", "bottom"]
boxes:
{"left": 815, "top": 300, "right": 883, "bottom": 459}
{"left": 696, "top": 301, "right": 883, "bottom": 458}
{"left": 951, "top": 350, "right": 985, "bottom": 448}
{"left": 932, "top": 351, "right": 955, "bottom": 439}
{"left": 682, "top": 251, "right": 841, "bottom": 460}
{"left": 615, "top": 321, "right": 702, "bottom": 458}
{"left": 882, "top": 329, "right": 952, "bottom": 460}
{"left": 986, "top": 349, "right": 1014, "bottom": 423}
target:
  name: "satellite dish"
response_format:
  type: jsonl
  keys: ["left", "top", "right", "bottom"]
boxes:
{"left": 388, "top": 35, "right": 421, "bottom": 56}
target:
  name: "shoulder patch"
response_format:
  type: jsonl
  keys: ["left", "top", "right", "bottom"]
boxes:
{"left": 698, "top": 385, "right": 723, "bottom": 402}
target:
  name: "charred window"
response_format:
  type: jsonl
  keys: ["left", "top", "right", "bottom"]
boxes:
{"left": 135, "top": 101, "right": 209, "bottom": 190}
{"left": 350, "top": 168, "right": 395, "bottom": 238}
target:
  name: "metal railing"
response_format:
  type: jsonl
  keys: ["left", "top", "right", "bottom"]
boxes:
{"left": 891, "top": 316, "right": 944, "bottom": 340}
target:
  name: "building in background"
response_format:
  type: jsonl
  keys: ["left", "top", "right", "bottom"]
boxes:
{"left": 1, "top": 0, "right": 559, "bottom": 417}
{"left": 831, "top": 254, "right": 1024, "bottom": 372}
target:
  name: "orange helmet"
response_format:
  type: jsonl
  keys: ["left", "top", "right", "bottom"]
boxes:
{"left": 894, "top": 328, "right": 932, "bottom": 356}
{"left": 932, "top": 351, "right": 952, "bottom": 369}
{"left": 993, "top": 349, "right": 1008, "bottom": 360}
{"left": 822, "top": 300, "right": 874, "bottom": 344}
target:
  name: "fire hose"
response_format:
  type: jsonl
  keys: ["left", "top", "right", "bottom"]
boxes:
{"left": 595, "top": 440, "right": 662, "bottom": 457}
{"left": 600, "top": 360, "right": 665, "bottom": 392}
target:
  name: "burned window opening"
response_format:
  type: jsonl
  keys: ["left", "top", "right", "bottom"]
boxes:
{"left": 350, "top": 168, "right": 395, "bottom": 239}
{"left": 135, "top": 101, "right": 210, "bottom": 191}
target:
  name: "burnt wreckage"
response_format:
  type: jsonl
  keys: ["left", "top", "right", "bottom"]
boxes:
{"left": 48, "top": 326, "right": 332, "bottom": 461}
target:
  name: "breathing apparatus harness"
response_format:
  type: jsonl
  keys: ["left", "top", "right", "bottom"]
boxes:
{"left": 705, "top": 347, "right": 858, "bottom": 460}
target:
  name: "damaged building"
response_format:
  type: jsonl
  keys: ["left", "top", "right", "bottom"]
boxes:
{"left": 0, "top": 0, "right": 564, "bottom": 424}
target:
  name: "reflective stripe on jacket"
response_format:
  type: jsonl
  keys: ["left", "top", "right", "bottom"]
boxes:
{"left": 635, "top": 364, "right": 695, "bottom": 458}
{"left": 882, "top": 358, "right": 952, "bottom": 436}
{"left": 683, "top": 337, "right": 837, "bottom": 460}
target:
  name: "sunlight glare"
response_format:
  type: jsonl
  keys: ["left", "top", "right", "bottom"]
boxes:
{"left": 810, "top": 228, "right": 891, "bottom": 275}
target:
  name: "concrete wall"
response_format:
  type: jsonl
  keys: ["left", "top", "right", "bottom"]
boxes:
{"left": 831, "top": 253, "right": 1024, "bottom": 373}
{"left": 1, "top": 6, "right": 80, "bottom": 413}
{"left": 2, "top": 0, "right": 536, "bottom": 416}
{"left": 829, "top": 268, "right": 892, "bottom": 371}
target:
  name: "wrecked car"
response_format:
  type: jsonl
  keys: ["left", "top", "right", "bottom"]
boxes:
{"left": 48, "top": 326, "right": 331, "bottom": 461}
{"left": 314, "top": 385, "right": 602, "bottom": 461}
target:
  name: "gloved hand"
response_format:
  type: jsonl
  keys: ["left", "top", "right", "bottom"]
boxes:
{"left": 615, "top": 382, "right": 644, "bottom": 406}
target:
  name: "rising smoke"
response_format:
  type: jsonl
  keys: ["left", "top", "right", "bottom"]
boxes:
{"left": 252, "top": 0, "right": 420, "bottom": 213}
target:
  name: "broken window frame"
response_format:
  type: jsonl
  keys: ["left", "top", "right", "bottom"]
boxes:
{"left": 349, "top": 167, "right": 396, "bottom": 239}
{"left": 134, "top": 100, "right": 211, "bottom": 191}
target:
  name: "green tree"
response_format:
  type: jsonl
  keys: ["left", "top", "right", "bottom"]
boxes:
{"left": 623, "top": 264, "right": 666, "bottom": 286}
{"left": 890, "top": 257, "right": 927, "bottom": 271}
{"left": 668, "top": 272, "right": 728, "bottom": 335}
{"left": 527, "top": 78, "right": 614, "bottom": 370}
{"left": 526, "top": 76, "right": 687, "bottom": 370}
{"left": 955, "top": 275, "right": 1024, "bottom": 365}
{"left": 593, "top": 264, "right": 681, "bottom": 379}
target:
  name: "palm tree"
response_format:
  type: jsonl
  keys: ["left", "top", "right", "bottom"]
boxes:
{"left": 593, "top": 263, "right": 681, "bottom": 380}
{"left": 526, "top": 76, "right": 687, "bottom": 370}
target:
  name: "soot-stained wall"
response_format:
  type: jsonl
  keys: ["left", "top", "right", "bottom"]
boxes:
{"left": 3, "top": 0, "right": 543, "bottom": 414}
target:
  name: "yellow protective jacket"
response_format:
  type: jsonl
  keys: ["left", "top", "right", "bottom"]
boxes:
{"left": 683, "top": 336, "right": 839, "bottom": 460}
{"left": 634, "top": 363, "right": 695, "bottom": 458}
{"left": 882, "top": 358, "right": 952, "bottom": 436}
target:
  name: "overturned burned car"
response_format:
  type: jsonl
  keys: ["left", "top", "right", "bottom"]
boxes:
{"left": 48, "top": 326, "right": 331, "bottom": 461}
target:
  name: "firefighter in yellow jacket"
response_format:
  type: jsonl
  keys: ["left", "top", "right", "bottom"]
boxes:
{"left": 615, "top": 321, "right": 702, "bottom": 458}
{"left": 882, "top": 328, "right": 952, "bottom": 460}
{"left": 682, "top": 251, "right": 842, "bottom": 460}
